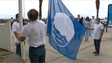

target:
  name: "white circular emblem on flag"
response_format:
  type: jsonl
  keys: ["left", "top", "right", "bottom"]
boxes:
{"left": 52, "top": 12, "right": 75, "bottom": 47}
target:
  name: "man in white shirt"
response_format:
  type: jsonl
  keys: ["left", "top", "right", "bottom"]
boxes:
{"left": 87, "top": 18, "right": 104, "bottom": 56}
{"left": 12, "top": 14, "right": 21, "bottom": 57}
{"left": 91, "top": 16, "right": 95, "bottom": 27}
{"left": 102, "top": 17, "right": 108, "bottom": 32}
{"left": 17, "top": 9, "right": 46, "bottom": 63}
{"left": 10, "top": 17, "right": 13, "bottom": 24}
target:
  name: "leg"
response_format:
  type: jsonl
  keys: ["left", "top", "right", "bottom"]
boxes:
{"left": 95, "top": 40, "right": 101, "bottom": 54}
{"left": 39, "top": 46, "right": 46, "bottom": 63}
{"left": 94, "top": 39, "right": 97, "bottom": 52}
{"left": 86, "top": 37, "right": 89, "bottom": 41}
{"left": 104, "top": 24, "right": 108, "bottom": 32}
{"left": 29, "top": 46, "right": 46, "bottom": 63}
{"left": 106, "top": 24, "right": 107, "bottom": 32}
{"left": 85, "top": 37, "right": 86, "bottom": 41}
{"left": 16, "top": 43, "right": 21, "bottom": 57}
{"left": 104, "top": 24, "right": 105, "bottom": 32}
{"left": 85, "top": 37, "right": 88, "bottom": 41}
{"left": 29, "top": 47, "right": 39, "bottom": 63}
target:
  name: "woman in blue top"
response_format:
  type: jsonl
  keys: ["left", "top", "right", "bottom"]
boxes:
{"left": 84, "top": 17, "right": 91, "bottom": 41}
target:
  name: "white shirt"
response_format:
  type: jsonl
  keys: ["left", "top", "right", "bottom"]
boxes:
{"left": 93, "top": 23, "right": 104, "bottom": 39}
{"left": 12, "top": 21, "right": 19, "bottom": 43}
{"left": 10, "top": 19, "right": 13, "bottom": 22}
{"left": 22, "top": 20, "right": 46, "bottom": 47}
{"left": 100, "top": 20, "right": 104, "bottom": 23}
{"left": 91, "top": 19, "right": 95, "bottom": 27}
{"left": 102, "top": 19, "right": 107, "bottom": 24}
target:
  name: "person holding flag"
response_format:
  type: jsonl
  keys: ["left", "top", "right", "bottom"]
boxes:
{"left": 17, "top": 9, "right": 46, "bottom": 63}
{"left": 87, "top": 18, "right": 104, "bottom": 56}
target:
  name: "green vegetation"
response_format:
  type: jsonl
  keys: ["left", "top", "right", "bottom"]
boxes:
{"left": 0, "top": 57, "right": 5, "bottom": 63}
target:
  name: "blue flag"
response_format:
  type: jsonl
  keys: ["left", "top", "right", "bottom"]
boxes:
{"left": 47, "top": 0, "right": 86, "bottom": 60}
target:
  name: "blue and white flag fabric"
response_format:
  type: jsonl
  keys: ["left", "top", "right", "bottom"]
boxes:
{"left": 47, "top": 0, "right": 86, "bottom": 60}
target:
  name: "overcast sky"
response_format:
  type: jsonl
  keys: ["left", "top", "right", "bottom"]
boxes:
{"left": 0, "top": 0, "right": 111, "bottom": 19}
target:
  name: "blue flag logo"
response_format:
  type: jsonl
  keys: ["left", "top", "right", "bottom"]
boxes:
{"left": 47, "top": 0, "right": 86, "bottom": 60}
{"left": 52, "top": 12, "right": 75, "bottom": 47}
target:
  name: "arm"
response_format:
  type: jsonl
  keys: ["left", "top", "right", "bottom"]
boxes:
{"left": 104, "top": 21, "right": 107, "bottom": 24}
{"left": 19, "top": 36, "right": 26, "bottom": 42}
{"left": 99, "top": 24, "right": 104, "bottom": 40}
{"left": 24, "top": 21, "right": 28, "bottom": 25}
{"left": 87, "top": 27, "right": 94, "bottom": 30}
{"left": 14, "top": 31, "right": 25, "bottom": 42}
{"left": 17, "top": 32, "right": 26, "bottom": 42}
{"left": 89, "top": 21, "right": 92, "bottom": 28}
{"left": 84, "top": 25, "right": 86, "bottom": 27}
{"left": 13, "top": 23, "right": 19, "bottom": 40}
{"left": 83, "top": 21, "right": 86, "bottom": 27}
{"left": 14, "top": 32, "right": 19, "bottom": 39}
{"left": 17, "top": 26, "right": 29, "bottom": 42}
{"left": 99, "top": 29, "right": 104, "bottom": 40}
{"left": 89, "top": 25, "right": 91, "bottom": 28}
{"left": 87, "top": 22, "right": 94, "bottom": 30}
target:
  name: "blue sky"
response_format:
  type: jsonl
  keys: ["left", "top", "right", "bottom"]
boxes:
{"left": 0, "top": 0, "right": 111, "bottom": 19}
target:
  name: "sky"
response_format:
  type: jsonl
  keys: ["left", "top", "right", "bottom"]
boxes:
{"left": 0, "top": 0, "right": 112, "bottom": 19}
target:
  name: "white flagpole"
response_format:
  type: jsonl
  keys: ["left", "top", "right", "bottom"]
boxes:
{"left": 18, "top": 0, "right": 25, "bottom": 60}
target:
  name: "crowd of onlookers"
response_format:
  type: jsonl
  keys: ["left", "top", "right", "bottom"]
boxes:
{"left": 76, "top": 14, "right": 107, "bottom": 41}
{"left": 76, "top": 14, "right": 107, "bottom": 56}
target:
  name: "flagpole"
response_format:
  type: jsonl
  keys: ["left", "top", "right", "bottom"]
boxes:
{"left": 18, "top": 0, "right": 25, "bottom": 60}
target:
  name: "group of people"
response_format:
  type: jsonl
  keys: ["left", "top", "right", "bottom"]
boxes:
{"left": 11, "top": 9, "right": 107, "bottom": 63}
{"left": 12, "top": 9, "right": 46, "bottom": 63}
{"left": 77, "top": 14, "right": 107, "bottom": 56}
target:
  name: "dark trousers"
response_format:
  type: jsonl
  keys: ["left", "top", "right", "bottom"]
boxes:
{"left": 29, "top": 45, "right": 46, "bottom": 63}
{"left": 94, "top": 39, "right": 101, "bottom": 54}
{"left": 15, "top": 43, "right": 21, "bottom": 57}
{"left": 15, "top": 42, "right": 25, "bottom": 57}
{"left": 103, "top": 24, "right": 107, "bottom": 32}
